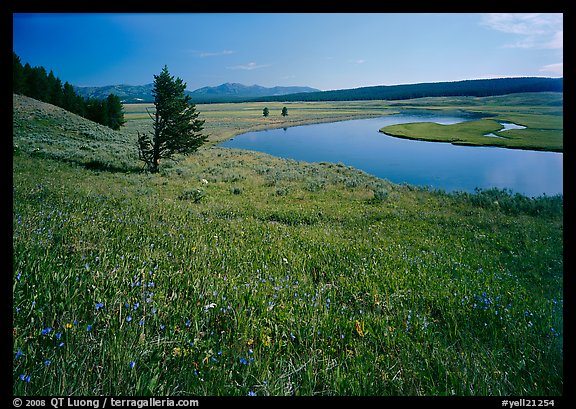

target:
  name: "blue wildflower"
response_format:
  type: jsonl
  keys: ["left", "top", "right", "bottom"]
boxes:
{"left": 239, "top": 357, "right": 248, "bottom": 365}
{"left": 41, "top": 327, "right": 52, "bottom": 336}
{"left": 55, "top": 332, "right": 62, "bottom": 340}
{"left": 87, "top": 325, "right": 92, "bottom": 332}
{"left": 130, "top": 361, "right": 136, "bottom": 369}
{"left": 15, "top": 350, "right": 23, "bottom": 359}
{"left": 44, "top": 360, "right": 51, "bottom": 366}
{"left": 248, "top": 391, "right": 256, "bottom": 396}
{"left": 126, "top": 315, "right": 132, "bottom": 322}
{"left": 95, "top": 302, "right": 104, "bottom": 310}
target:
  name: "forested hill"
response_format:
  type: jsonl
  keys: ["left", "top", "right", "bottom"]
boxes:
{"left": 253, "top": 77, "right": 563, "bottom": 102}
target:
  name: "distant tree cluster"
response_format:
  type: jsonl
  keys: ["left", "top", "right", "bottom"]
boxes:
{"left": 262, "top": 106, "right": 288, "bottom": 117}
{"left": 13, "top": 52, "right": 125, "bottom": 130}
{"left": 255, "top": 77, "right": 563, "bottom": 103}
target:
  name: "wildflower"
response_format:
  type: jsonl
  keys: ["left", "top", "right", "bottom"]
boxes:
{"left": 55, "top": 332, "right": 62, "bottom": 340}
{"left": 15, "top": 350, "right": 23, "bottom": 359}
{"left": 203, "top": 303, "right": 216, "bottom": 312}
{"left": 248, "top": 391, "right": 257, "bottom": 396}
{"left": 59, "top": 342, "right": 65, "bottom": 348}
{"left": 355, "top": 320, "right": 365, "bottom": 337}
{"left": 44, "top": 360, "right": 51, "bottom": 366}
{"left": 139, "top": 319, "right": 144, "bottom": 326}
{"left": 65, "top": 323, "right": 73, "bottom": 329}
{"left": 130, "top": 361, "right": 136, "bottom": 369}
{"left": 239, "top": 357, "right": 248, "bottom": 365}
{"left": 211, "top": 357, "right": 217, "bottom": 362}
{"left": 126, "top": 315, "right": 132, "bottom": 322}
{"left": 551, "top": 327, "right": 559, "bottom": 337}
{"left": 133, "top": 303, "right": 140, "bottom": 310}
{"left": 41, "top": 327, "right": 52, "bottom": 336}
{"left": 290, "top": 332, "right": 295, "bottom": 340}
{"left": 19, "top": 374, "right": 31, "bottom": 382}
{"left": 95, "top": 302, "right": 104, "bottom": 310}
{"left": 86, "top": 325, "right": 92, "bottom": 332}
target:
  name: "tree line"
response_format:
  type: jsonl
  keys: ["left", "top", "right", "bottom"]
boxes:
{"left": 13, "top": 52, "right": 125, "bottom": 130}
{"left": 253, "top": 77, "right": 563, "bottom": 103}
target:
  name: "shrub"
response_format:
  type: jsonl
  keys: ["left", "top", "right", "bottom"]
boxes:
{"left": 369, "top": 185, "right": 389, "bottom": 203}
{"left": 179, "top": 188, "right": 205, "bottom": 203}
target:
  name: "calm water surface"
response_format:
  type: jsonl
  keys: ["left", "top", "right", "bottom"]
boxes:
{"left": 219, "top": 112, "right": 563, "bottom": 197}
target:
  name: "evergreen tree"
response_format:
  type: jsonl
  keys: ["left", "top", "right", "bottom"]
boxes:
{"left": 46, "top": 70, "right": 64, "bottom": 107}
{"left": 137, "top": 65, "right": 206, "bottom": 173}
{"left": 263, "top": 107, "right": 269, "bottom": 117}
{"left": 24, "top": 64, "right": 49, "bottom": 102}
{"left": 105, "top": 94, "right": 126, "bottom": 130}
{"left": 13, "top": 52, "right": 26, "bottom": 95}
{"left": 281, "top": 106, "right": 288, "bottom": 117}
{"left": 62, "top": 82, "right": 85, "bottom": 116}
{"left": 85, "top": 97, "right": 108, "bottom": 126}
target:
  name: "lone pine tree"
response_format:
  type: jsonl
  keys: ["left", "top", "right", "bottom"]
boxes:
{"left": 138, "top": 65, "right": 206, "bottom": 173}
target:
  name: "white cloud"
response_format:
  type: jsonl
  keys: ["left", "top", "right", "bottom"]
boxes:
{"left": 199, "top": 50, "right": 236, "bottom": 57}
{"left": 539, "top": 62, "right": 563, "bottom": 76}
{"left": 226, "top": 62, "right": 270, "bottom": 70}
{"left": 481, "top": 13, "right": 563, "bottom": 49}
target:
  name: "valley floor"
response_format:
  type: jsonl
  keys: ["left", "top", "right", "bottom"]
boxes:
{"left": 13, "top": 94, "right": 563, "bottom": 397}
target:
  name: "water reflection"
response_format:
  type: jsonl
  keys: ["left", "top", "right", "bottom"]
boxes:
{"left": 220, "top": 114, "right": 562, "bottom": 197}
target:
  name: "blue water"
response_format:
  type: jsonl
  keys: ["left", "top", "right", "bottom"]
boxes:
{"left": 219, "top": 112, "right": 563, "bottom": 197}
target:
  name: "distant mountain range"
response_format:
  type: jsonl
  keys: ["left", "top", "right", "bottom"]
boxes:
{"left": 73, "top": 82, "right": 320, "bottom": 103}
{"left": 74, "top": 77, "right": 562, "bottom": 104}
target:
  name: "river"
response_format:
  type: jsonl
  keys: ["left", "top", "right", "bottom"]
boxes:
{"left": 219, "top": 112, "right": 563, "bottom": 197}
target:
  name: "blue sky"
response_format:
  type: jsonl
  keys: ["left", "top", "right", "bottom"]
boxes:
{"left": 12, "top": 13, "right": 563, "bottom": 91}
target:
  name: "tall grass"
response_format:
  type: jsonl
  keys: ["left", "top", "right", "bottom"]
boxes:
{"left": 13, "top": 150, "right": 563, "bottom": 396}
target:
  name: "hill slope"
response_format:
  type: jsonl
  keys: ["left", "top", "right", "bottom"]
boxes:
{"left": 13, "top": 94, "right": 138, "bottom": 171}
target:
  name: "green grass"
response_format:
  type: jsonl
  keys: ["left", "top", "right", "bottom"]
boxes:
{"left": 381, "top": 92, "right": 563, "bottom": 151}
{"left": 13, "top": 94, "right": 563, "bottom": 396}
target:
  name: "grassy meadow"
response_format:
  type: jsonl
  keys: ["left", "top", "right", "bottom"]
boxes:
{"left": 380, "top": 92, "right": 563, "bottom": 152}
{"left": 13, "top": 94, "right": 563, "bottom": 396}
